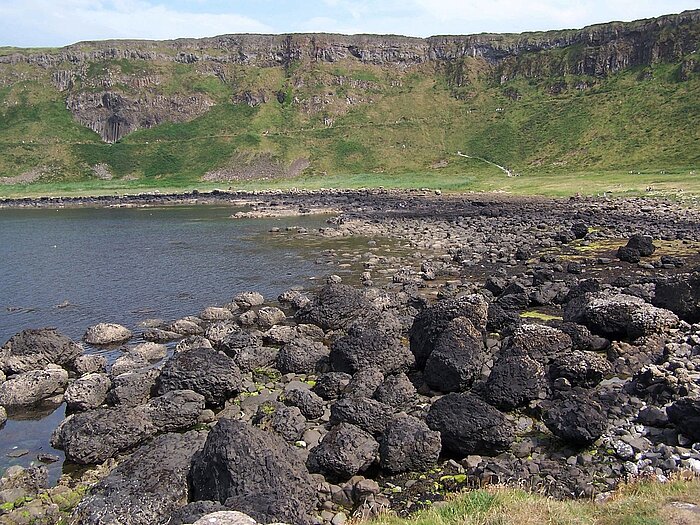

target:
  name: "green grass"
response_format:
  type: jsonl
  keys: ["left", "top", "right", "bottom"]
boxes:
{"left": 370, "top": 477, "right": 700, "bottom": 525}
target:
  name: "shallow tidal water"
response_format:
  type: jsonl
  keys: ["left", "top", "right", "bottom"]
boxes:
{"left": 0, "top": 205, "right": 340, "bottom": 481}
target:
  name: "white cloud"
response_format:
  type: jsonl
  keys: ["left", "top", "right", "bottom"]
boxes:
{"left": 0, "top": 0, "right": 272, "bottom": 46}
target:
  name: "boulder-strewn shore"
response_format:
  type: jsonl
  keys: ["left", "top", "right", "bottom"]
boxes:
{"left": 1, "top": 191, "right": 700, "bottom": 524}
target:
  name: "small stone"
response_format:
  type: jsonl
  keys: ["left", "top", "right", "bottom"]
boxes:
{"left": 6, "top": 448, "right": 29, "bottom": 458}
{"left": 37, "top": 453, "right": 60, "bottom": 463}
{"left": 332, "top": 512, "right": 347, "bottom": 525}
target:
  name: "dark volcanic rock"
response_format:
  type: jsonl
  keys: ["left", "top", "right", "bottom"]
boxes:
{"left": 617, "top": 246, "right": 641, "bottom": 263}
{"left": 51, "top": 406, "right": 156, "bottom": 464}
{"left": 506, "top": 324, "right": 572, "bottom": 363}
{"left": 653, "top": 272, "right": 700, "bottom": 323}
{"left": 409, "top": 295, "right": 488, "bottom": 368}
{"left": 330, "top": 397, "right": 392, "bottom": 436}
{"left": 571, "top": 222, "right": 588, "bottom": 239}
{"left": 313, "top": 372, "right": 352, "bottom": 400}
{"left": 252, "top": 401, "right": 306, "bottom": 441}
{"left": 379, "top": 414, "right": 441, "bottom": 474}
{"left": 169, "top": 501, "right": 228, "bottom": 525}
{"left": 296, "top": 283, "right": 371, "bottom": 330}
{"left": 145, "top": 390, "right": 205, "bottom": 432}
{"left": 344, "top": 368, "right": 385, "bottom": 399}
{"left": 190, "top": 419, "right": 316, "bottom": 525}
{"left": 426, "top": 392, "right": 515, "bottom": 456}
{"left": 374, "top": 373, "right": 416, "bottom": 408}
{"left": 330, "top": 325, "right": 413, "bottom": 374}
{"left": 626, "top": 234, "right": 656, "bottom": 256}
{"left": 0, "top": 328, "right": 82, "bottom": 374}
{"left": 483, "top": 351, "right": 546, "bottom": 410}
{"left": 542, "top": 390, "right": 607, "bottom": 446}
{"left": 71, "top": 431, "right": 206, "bottom": 525}
{"left": 666, "top": 397, "right": 700, "bottom": 441}
{"left": 276, "top": 337, "right": 330, "bottom": 374}
{"left": 423, "top": 317, "right": 486, "bottom": 393}
{"left": 157, "top": 347, "right": 242, "bottom": 407}
{"left": 283, "top": 387, "right": 325, "bottom": 420}
{"left": 582, "top": 293, "right": 678, "bottom": 339}
{"left": 548, "top": 350, "right": 612, "bottom": 388}
{"left": 306, "top": 422, "right": 379, "bottom": 481}
{"left": 107, "top": 369, "right": 159, "bottom": 407}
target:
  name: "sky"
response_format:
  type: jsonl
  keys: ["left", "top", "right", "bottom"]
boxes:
{"left": 0, "top": 0, "right": 698, "bottom": 48}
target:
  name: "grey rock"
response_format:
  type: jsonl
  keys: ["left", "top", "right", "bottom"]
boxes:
{"left": 549, "top": 350, "right": 612, "bottom": 387}
{"left": 307, "top": 423, "right": 379, "bottom": 481}
{"left": 423, "top": 317, "right": 485, "bottom": 392}
{"left": 84, "top": 323, "right": 132, "bottom": 345}
{"left": 73, "top": 354, "right": 107, "bottom": 376}
{"left": 256, "top": 306, "right": 287, "bottom": 330}
{"left": 276, "top": 337, "right": 330, "bottom": 374}
{"left": 64, "top": 373, "right": 111, "bottom": 411}
{"left": 379, "top": 414, "right": 441, "bottom": 474}
{"left": 296, "top": 284, "right": 371, "bottom": 330}
{"left": 107, "top": 369, "right": 159, "bottom": 407}
{"left": 313, "top": 372, "right": 352, "bottom": 400}
{"left": 344, "top": 369, "right": 384, "bottom": 399}
{"left": 190, "top": 419, "right": 316, "bottom": 525}
{"left": 0, "top": 366, "right": 68, "bottom": 407}
{"left": 71, "top": 431, "right": 206, "bottom": 525}
{"left": 330, "top": 397, "right": 392, "bottom": 436}
{"left": 146, "top": 390, "right": 205, "bottom": 432}
{"left": 0, "top": 328, "right": 82, "bottom": 374}
{"left": 374, "top": 373, "right": 416, "bottom": 408}
{"left": 234, "top": 291, "right": 264, "bottom": 309}
{"left": 283, "top": 388, "right": 325, "bottom": 419}
{"left": 157, "top": 347, "right": 242, "bottom": 407}
{"left": 330, "top": 324, "right": 413, "bottom": 375}
{"left": 252, "top": 401, "right": 306, "bottom": 442}
{"left": 426, "top": 392, "right": 515, "bottom": 456}
{"left": 51, "top": 406, "right": 156, "bottom": 464}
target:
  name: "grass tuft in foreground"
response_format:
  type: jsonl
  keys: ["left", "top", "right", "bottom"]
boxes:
{"left": 368, "top": 476, "right": 700, "bottom": 525}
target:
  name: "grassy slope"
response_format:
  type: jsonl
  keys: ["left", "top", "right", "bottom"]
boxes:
{"left": 0, "top": 49, "right": 698, "bottom": 197}
{"left": 370, "top": 477, "right": 700, "bottom": 525}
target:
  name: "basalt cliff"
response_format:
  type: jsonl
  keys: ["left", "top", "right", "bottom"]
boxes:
{"left": 0, "top": 10, "right": 698, "bottom": 183}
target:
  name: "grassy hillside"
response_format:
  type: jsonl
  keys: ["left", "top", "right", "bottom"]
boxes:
{"left": 0, "top": 28, "right": 698, "bottom": 197}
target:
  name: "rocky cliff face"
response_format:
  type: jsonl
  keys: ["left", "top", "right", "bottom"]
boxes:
{"left": 1, "top": 9, "right": 698, "bottom": 143}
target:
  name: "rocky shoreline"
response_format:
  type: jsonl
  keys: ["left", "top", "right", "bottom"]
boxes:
{"left": 1, "top": 191, "right": 700, "bottom": 524}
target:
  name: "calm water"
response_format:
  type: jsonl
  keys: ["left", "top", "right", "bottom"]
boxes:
{"left": 0, "top": 205, "right": 333, "bottom": 480}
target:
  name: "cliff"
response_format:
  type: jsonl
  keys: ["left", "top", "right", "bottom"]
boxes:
{"left": 0, "top": 10, "right": 698, "bottom": 183}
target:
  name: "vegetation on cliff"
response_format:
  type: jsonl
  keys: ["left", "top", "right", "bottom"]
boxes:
{"left": 0, "top": 10, "right": 698, "bottom": 195}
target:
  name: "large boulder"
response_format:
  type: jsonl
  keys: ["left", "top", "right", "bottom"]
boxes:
{"left": 296, "top": 283, "right": 372, "bottom": 330}
{"left": 0, "top": 328, "right": 82, "bottom": 374}
{"left": 423, "top": 317, "right": 486, "bottom": 392}
{"left": 190, "top": 419, "right": 316, "bottom": 525}
{"left": 506, "top": 324, "right": 572, "bottom": 363}
{"left": 330, "top": 397, "right": 392, "bottom": 436}
{"left": 483, "top": 351, "right": 546, "bottom": 411}
{"left": 426, "top": 392, "right": 514, "bottom": 456}
{"left": 330, "top": 325, "right": 413, "bottom": 375}
{"left": 616, "top": 234, "right": 656, "bottom": 263}
{"left": 653, "top": 272, "right": 700, "bottom": 323}
{"left": 145, "top": 390, "right": 205, "bottom": 432}
{"left": 548, "top": 350, "right": 612, "bottom": 388}
{"left": 84, "top": 323, "right": 132, "bottom": 345}
{"left": 542, "top": 390, "right": 607, "bottom": 446}
{"left": 409, "top": 295, "right": 488, "bottom": 368}
{"left": 157, "top": 347, "right": 242, "bottom": 407}
{"left": 70, "top": 431, "right": 207, "bottom": 525}
{"left": 667, "top": 397, "right": 700, "bottom": 441}
{"left": 276, "top": 337, "right": 330, "bottom": 374}
{"left": 582, "top": 293, "right": 678, "bottom": 339}
{"left": 306, "top": 423, "right": 379, "bottom": 481}
{"left": 0, "top": 365, "right": 68, "bottom": 408}
{"left": 51, "top": 407, "right": 156, "bottom": 464}
{"left": 313, "top": 372, "right": 352, "bottom": 401}
{"left": 64, "top": 373, "right": 111, "bottom": 412}
{"left": 379, "top": 414, "right": 441, "bottom": 474}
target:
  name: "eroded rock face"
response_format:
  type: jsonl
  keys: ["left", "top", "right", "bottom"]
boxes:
{"left": 71, "top": 431, "right": 207, "bottom": 525}
{"left": 426, "top": 392, "right": 515, "bottom": 456}
{"left": 190, "top": 419, "right": 316, "bottom": 525}
{"left": 582, "top": 293, "right": 679, "bottom": 339}
{"left": 0, "top": 328, "right": 82, "bottom": 374}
